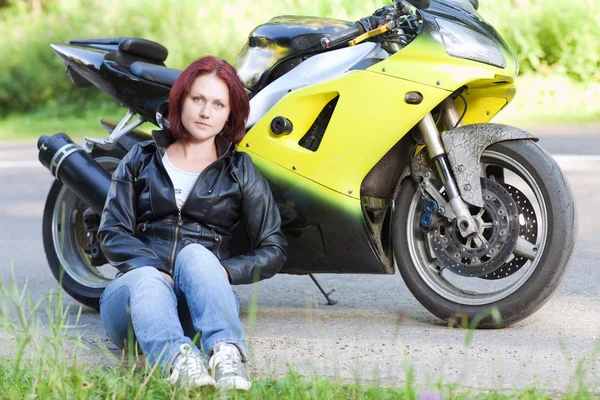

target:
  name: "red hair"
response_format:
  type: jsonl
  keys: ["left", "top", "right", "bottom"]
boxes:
{"left": 168, "top": 56, "right": 250, "bottom": 145}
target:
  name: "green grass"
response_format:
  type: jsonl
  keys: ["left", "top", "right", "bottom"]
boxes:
{"left": 480, "top": 0, "right": 600, "bottom": 83}
{"left": 0, "top": 103, "right": 125, "bottom": 141}
{"left": 1, "top": 277, "right": 599, "bottom": 399}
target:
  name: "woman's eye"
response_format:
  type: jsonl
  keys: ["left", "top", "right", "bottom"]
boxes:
{"left": 193, "top": 97, "right": 203, "bottom": 103}
{"left": 215, "top": 103, "right": 224, "bottom": 109}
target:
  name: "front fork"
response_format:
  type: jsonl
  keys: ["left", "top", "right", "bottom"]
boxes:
{"left": 417, "top": 98, "right": 478, "bottom": 237}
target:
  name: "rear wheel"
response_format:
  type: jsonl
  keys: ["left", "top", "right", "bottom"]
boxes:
{"left": 393, "top": 140, "right": 577, "bottom": 327}
{"left": 42, "top": 148, "right": 126, "bottom": 310}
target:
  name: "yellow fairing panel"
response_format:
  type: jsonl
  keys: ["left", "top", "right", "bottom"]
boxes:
{"left": 369, "top": 31, "right": 517, "bottom": 92}
{"left": 461, "top": 84, "right": 515, "bottom": 124}
{"left": 242, "top": 70, "right": 451, "bottom": 199}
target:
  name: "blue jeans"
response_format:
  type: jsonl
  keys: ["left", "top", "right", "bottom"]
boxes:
{"left": 99, "top": 244, "right": 248, "bottom": 370}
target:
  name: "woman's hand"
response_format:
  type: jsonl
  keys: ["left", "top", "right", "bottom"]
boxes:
{"left": 159, "top": 271, "right": 175, "bottom": 289}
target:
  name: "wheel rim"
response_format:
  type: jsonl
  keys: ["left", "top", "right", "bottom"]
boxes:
{"left": 51, "top": 156, "right": 120, "bottom": 289}
{"left": 406, "top": 149, "right": 548, "bottom": 305}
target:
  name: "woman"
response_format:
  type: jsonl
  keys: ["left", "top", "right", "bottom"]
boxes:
{"left": 97, "top": 56, "right": 287, "bottom": 390}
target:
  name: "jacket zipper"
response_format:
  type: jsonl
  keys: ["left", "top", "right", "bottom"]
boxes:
{"left": 212, "top": 229, "right": 222, "bottom": 259}
{"left": 169, "top": 158, "right": 228, "bottom": 269}
{"left": 169, "top": 209, "right": 183, "bottom": 274}
{"left": 158, "top": 140, "right": 231, "bottom": 274}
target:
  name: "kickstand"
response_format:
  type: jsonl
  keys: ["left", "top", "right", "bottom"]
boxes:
{"left": 309, "top": 274, "right": 338, "bottom": 305}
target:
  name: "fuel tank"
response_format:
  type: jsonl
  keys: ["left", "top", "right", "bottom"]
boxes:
{"left": 235, "top": 16, "right": 355, "bottom": 92}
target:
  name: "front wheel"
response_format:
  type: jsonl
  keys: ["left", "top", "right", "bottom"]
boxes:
{"left": 42, "top": 148, "right": 126, "bottom": 310}
{"left": 393, "top": 140, "right": 577, "bottom": 327}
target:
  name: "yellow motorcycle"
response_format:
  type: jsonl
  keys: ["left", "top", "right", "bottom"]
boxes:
{"left": 39, "top": 0, "right": 577, "bottom": 327}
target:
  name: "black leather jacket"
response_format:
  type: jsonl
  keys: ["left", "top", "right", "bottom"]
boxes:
{"left": 98, "top": 130, "right": 287, "bottom": 284}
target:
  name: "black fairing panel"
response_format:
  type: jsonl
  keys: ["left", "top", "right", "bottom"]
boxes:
{"left": 235, "top": 16, "right": 354, "bottom": 92}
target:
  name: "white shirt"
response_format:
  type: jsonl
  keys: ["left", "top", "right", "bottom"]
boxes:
{"left": 162, "top": 152, "right": 200, "bottom": 209}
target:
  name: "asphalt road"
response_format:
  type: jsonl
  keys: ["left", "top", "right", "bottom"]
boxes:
{"left": 0, "top": 127, "right": 599, "bottom": 394}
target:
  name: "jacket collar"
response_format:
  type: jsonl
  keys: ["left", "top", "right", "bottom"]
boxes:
{"left": 151, "top": 129, "right": 235, "bottom": 159}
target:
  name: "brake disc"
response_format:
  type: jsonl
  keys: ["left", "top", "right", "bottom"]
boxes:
{"left": 480, "top": 182, "right": 538, "bottom": 280}
{"left": 427, "top": 178, "right": 521, "bottom": 277}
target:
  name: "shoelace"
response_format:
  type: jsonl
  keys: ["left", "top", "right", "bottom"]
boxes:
{"left": 215, "top": 348, "right": 241, "bottom": 375}
{"left": 185, "top": 355, "right": 208, "bottom": 376}
{"left": 177, "top": 345, "right": 207, "bottom": 378}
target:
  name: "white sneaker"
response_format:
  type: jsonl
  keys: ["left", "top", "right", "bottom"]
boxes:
{"left": 167, "top": 343, "right": 216, "bottom": 388}
{"left": 209, "top": 343, "right": 252, "bottom": 390}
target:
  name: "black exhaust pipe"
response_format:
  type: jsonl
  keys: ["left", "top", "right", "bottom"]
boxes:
{"left": 38, "top": 133, "right": 112, "bottom": 215}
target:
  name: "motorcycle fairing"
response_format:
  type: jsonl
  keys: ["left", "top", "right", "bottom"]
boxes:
{"left": 235, "top": 16, "right": 355, "bottom": 92}
{"left": 369, "top": 3, "right": 517, "bottom": 93}
{"left": 246, "top": 42, "right": 388, "bottom": 127}
{"left": 241, "top": 151, "right": 394, "bottom": 274}
{"left": 241, "top": 0, "right": 520, "bottom": 200}
{"left": 238, "top": 0, "right": 524, "bottom": 274}
{"left": 243, "top": 70, "right": 452, "bottom": 200}
{"left": 240, "top": 71, "right": 450, "bottom": 275}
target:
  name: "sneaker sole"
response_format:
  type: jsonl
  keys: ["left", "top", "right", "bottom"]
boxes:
{"left": 217, "top": 376, "right": 252, "bottom": 391}
{"left": 166, "top": 376, "right": 217, "bottom": 388}
{"left": 191, "top": 376, "right": 217, "bottom": 388}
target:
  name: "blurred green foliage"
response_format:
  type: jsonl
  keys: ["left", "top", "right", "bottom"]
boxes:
{"left": 481, "top": 0, "right": 600, "bottom": 82}
{"left": 0, "top": 0, "right": 598, "bottom": 117}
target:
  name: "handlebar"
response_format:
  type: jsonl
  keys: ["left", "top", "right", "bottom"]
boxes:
{"left": 320, "top": 0, "right": 429, "bottom": 49}
{"left": 321, "top": 16, "right": 385, "bottom": 49}
{"left": 320, "top": 24, "right": 363, "bottom": 49}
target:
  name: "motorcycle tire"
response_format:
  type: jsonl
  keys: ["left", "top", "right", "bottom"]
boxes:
{"left": 393, "top": 139, "right": 577, "bottom": 328}
{"left": 42, "top": 148, "right": 127, "bottom": 310}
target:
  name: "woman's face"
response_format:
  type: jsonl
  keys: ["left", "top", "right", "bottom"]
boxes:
{"left": 181, "top": 73, "right": 231, "bottom": 143}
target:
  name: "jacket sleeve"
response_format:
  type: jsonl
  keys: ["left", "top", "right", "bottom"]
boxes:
{"left": 98, "top": 145, "right": 170, "bottom": 275}
{"left": 221, "top": 154, "right": 287, "bottom": 284}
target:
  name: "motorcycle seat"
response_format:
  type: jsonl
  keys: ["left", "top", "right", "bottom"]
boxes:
{"left": 69, "top": 37, "right": 168, "bottom": 63}
{"left": 130, "top": 61, "right": 181, "bottom": 87}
